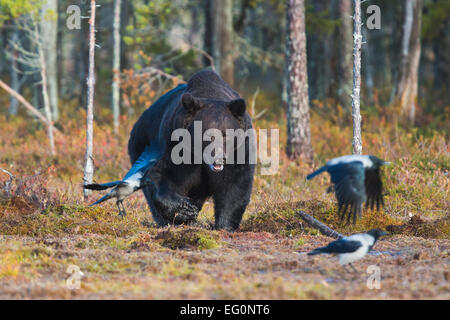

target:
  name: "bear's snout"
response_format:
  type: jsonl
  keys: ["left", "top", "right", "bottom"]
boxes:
{"left": 209, "top": 158, "right": 224, "bottom": 172}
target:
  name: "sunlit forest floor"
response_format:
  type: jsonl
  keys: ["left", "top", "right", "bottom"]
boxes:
{"left": 0, "top": 104, "right": 448, "bottom": 299}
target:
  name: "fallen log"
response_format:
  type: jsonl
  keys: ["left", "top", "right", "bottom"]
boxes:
{"left": 0, "top": 79, "right": 62, "bottom": 136}
{"left": 296, "top": 210, "right": 343, "bottom": 239}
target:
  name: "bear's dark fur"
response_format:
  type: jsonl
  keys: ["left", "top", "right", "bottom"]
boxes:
{"left": 128, "top": 69, "right": 255, "bottom": 230}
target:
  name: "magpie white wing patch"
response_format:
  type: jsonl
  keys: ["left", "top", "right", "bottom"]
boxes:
{"left": 345, "top": 233, "right": 375, "bottom": 247}
{"left": 328, "top": 155, "right": 373, "bottom": 168}
{"left": 123, "top": 144, "right": 161, "bottom": 183}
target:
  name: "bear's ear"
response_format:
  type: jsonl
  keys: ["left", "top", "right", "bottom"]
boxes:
{"left": 227, "top": 98, "right": 246, "bottom": 118}
{"left": 181, "top": 93, "right": 202, "bottom": 112}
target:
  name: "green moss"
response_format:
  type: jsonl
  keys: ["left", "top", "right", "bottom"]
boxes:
{"left": 197, "top": 236, "right": 219, "bottom": 250}
{"left": 295, "top": 237, "right": 305, "bottom": 246}
{"left": 155, "top": 226, "right": 220, "bottom": 250}
{"left": 0, "top": 204, "right": 145, "bottom": 237}
{"left": 160, "top": 260, "right": 195, "bottom": 278}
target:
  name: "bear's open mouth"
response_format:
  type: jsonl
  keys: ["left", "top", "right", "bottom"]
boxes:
{"left": 209, "top": 159, "right": 224, "bottom": 172}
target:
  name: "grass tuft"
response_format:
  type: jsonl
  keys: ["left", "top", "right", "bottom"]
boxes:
{"left": 155, "top": 226, "right": 220, "bottom": 250}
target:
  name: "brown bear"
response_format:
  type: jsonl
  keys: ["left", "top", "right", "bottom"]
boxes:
{"left": 128, "top": 69, "right": 255, "bottom": 230}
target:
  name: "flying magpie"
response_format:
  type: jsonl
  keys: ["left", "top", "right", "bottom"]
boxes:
{"left": 84, "top": 145, "right": 161, "bottom": 217}
{"left": 308, "top": 229, "right": 388, "bottom": 271}
{"left": 307, "top": 155, "right": 391, "bottom": 224}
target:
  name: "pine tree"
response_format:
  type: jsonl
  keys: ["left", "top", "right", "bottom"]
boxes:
{"left": 285, "top": 0, "right": 313, "bottom": 160}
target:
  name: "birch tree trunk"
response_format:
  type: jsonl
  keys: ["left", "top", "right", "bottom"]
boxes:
{"left": 8, "top": 28, "right": 19, "bottom": 116}
{"left": 351, "top": 0, "right": 362, "bottom": 155}
{"left": 285, "top": 0, "right": 313, "bottom": 160}
{"left": 83, "top": 0, "right": 97, "bottom": 198}
{"left": 338, "top": 0, "right": 353, "bottom": 110}
{"left": 112, "top": 0, "right": 121, "bottom": 134}
{"left": 35, "top": 24, "right": 55, "bottom": 156}
{"left": 40, "top": 0, "right": 59, "bottom": 121}
{"left": 396, "top": 0, "right": 423, "bottom": 124}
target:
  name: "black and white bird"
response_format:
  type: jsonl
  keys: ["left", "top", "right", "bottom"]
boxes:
{"left": 308, "top": 229, "right": 388, "bottom": 271}
{"left": 84, "top": 145, "right": 161, "bottom": 217}
{"left": 307, "top": 155, "right": 391, "bottom": 224}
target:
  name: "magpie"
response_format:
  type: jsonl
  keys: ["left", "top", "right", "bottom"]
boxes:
{"left": 84, "top": 145, "right": 161, "bottom": 217}
{"left": 307, "top": 155, "right": 391, "bottom": 224}
{"left": 308, "top": 229, "right": 388, "bottom": 271}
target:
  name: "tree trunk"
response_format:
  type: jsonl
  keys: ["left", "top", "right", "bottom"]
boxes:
{"left": 83, "top": 0, "right": 97, "bottom": 199}
{"left": 432, "top": 21, "right": 449, "bottom": 91}
{"left": 219, "top": 0, "right": 234, "bottom": 86}
{"left": 112, "top": 0, "right": 121, "bottom": 134}
{"left": 362, "top": 26, "right": 374, "bottom": 105}
{"left": 338, "top": 0, "right": 353, "bottom": 110}
{"left": 77, "top": 11, "right": 88, "bottom": 109}
{"left": 285, "top": 0, "right": 313, "bottom": 160}
{"left": 351, "top": 0, "right": 362, "bottom": 155}
{"left": 396, "top": 0, "right": 423, "bottom": 124}
{"left": 40, "top": 0, "right": 59, "bottom": 121}
{"left": 35, "top": 24, "right": 55, "bottom": 156}
{"left": 203, "top": 0, "right": 213, "bottom": 67}
{"left": 205, "top": 0, "right": 234, "bottom": 85}
{"left": 8, "top": 28, "right": 20, "bottom": 116}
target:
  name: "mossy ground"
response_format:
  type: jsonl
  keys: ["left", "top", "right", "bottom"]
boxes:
{"left": 0, "top": 109, "right": 448, "bottom": 299}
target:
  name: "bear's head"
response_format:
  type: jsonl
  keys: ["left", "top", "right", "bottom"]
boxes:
{"left": 180, "top": 93, "right": 249, "bottom": 173}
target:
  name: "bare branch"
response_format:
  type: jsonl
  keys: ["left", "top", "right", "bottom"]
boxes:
{"left": 296, "top": 210, "right": 343, "bottom": 239}
{"left": 137, "top": 66, "right": 186, "bottom": 84}
{"left": 0, "top": 79, "right": 62, "bottom": 136}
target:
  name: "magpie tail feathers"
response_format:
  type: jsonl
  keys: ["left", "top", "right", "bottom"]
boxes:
{"left": 84, "top": 184, "right": 110, "bottom": 191}
{"left": 306, "top": 166, "right": 327, "bottom": 180}
{"left": 84, "top": 181, "right": 122, "bottom": 191}
{"left": 307, "top": 247, "right": 327, "bottom": 256}
{"left": 89, "top": 193, "right": 113, "bottom": 206}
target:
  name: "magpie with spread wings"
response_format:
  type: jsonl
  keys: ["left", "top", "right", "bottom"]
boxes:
{"left": 307, "top": 155, "right": 391, "bottom": 224}
{"left": 84, "top": 144, "right": 162, "bottom": 217}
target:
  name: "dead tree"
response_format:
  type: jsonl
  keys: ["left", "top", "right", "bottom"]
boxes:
{"left": 0, "top": 79, "right": 62, "bottom": 136}
{"left": 285, "top": 0, "right": 313, "bottom": 160}
{"left": 35, "top": 24, "right": 55, "bottom": 156}
{"left": 83, "top": 0, "right": 97, "bottom": 198}
{"left": 297, "top": 211, "right": 343, "bottom": 239}
{"left": 5, "top": 16, "right": 56, "bottom": 155}
{"left": 338, "top": 0, "right": 353, "bottom": 111}
{"left": 396, "top": 0, "right": 423, "bottom": 124}
{"left": 351, "top": 0, "right": 362, "bottom": 155}
{"left": 112, "top": 0, "right": 121, "bottom": 134}
{"left": 40, "top": 0, "right": 59, "bottom": 121}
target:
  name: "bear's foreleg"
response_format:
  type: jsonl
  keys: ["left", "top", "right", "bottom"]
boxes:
{"left": 151, "top": 180, "right": 199, "bottom": 225}
{"left": 212, "top": 168, "right": 253, "bottom": 231}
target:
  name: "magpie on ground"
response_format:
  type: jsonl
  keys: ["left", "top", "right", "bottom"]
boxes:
{"left": 307, "top": 155, "right": 391, "bottom": 224}
{"left": 308, "top": 229, "right": 388, "bottom": 271}
{"left": 84, "top": 145, "right": 161, "bottom": 217}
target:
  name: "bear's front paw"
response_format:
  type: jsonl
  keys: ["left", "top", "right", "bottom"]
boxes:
{"left": 175, "top": 199, "right": 199, "bottom": 220}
